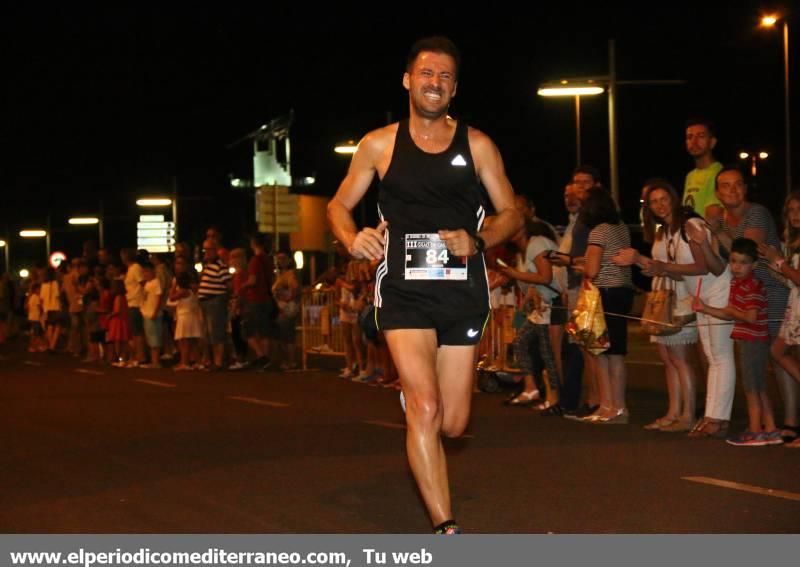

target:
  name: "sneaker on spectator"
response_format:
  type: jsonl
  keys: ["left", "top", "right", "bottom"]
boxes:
{"left": 124, "top": 360, "right": 141, "bottom": 369}
{"left": 726, "top": 431, "right": 768, "bottom": 447}
{"left": 763, "top": 430, "right": 784, "bottom": 446}
{"left": 339, "top": 369, "right": 354, "bottom": 379}
{"left": 311, "top": 343, "right": 332, "bottom": 353}
{"left": 228, "top": 361, "right": 249, "bottom": 371}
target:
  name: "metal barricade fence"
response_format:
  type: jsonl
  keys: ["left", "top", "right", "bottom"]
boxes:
{"left": 299, "top": 287, "right": 345, "bottom": 369}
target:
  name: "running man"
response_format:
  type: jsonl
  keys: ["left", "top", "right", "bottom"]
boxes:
{"left": 328, "top": 36, "right": 522, "bottom": 533}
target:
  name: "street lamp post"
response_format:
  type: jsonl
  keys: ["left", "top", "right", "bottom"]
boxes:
{"left": 538, "top": 39, "right": 684, "bottom": 204}
{"left": 761, "top": 15, "right": 792, "bottom": 193}
{"left": 739, "top": 151, "right": 769, "bottom": 177}
{"left": 537, "top": 83, "right": 604, "bottom": 169}
{"left": 19, "top": 229, "right": 49, "bottom": 260}
{"left": 68, "top": 217, "right": 103, "bottom": 248}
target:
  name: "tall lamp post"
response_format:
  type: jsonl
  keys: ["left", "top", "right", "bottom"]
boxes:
{"left": 537, "top": 82, "right": 604, "bottom": 167}
{"left": 19, "top": 229, "right": 49, "bottom": 259}
{"left": 760, "top": 14, "right": 792, "bottom": 194}
{"left": 538, "top": 40, "right": 684, "bottom": 204}
{"left": 68, "top": 217, "right": 104, "bottom": 248}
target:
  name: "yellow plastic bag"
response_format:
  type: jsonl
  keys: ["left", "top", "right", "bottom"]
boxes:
{"left": 565, "top": 280, "right": 610, "bottom": 355}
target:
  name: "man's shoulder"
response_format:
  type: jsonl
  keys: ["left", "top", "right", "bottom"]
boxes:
{"left": 360, "top": 124, "right": 399, "bottom": 156}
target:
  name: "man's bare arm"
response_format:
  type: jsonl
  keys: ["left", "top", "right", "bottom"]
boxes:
{"left": 472, "top": 129, "right": 523, "bottom": 247}
{"left": 327, "top": 130, "right": 388, "bottom": 260}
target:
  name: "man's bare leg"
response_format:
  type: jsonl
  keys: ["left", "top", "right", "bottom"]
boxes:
{"left": 385, "top": 330, "right": 476, "bottom": 527}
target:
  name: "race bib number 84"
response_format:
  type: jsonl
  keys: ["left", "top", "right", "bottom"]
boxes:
{"left": 404, "top": 233, "right": 468, "bottom": 280}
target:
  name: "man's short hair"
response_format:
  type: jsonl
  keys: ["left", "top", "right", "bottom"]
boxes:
{"left": 685, "top": 117, "right": 716, "bottom": 138}
{"left": 573, "top": 164, "right": 602, "bottom": 185}
{"left": 731, "top": 237, "right": 758, "bottom": 262}
{"left": 407, "top": 36, "right": 461, "bottom": 77}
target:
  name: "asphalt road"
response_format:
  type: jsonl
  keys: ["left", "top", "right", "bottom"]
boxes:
{"left": 1, "top": 332, "right": 798, "bottom": 534}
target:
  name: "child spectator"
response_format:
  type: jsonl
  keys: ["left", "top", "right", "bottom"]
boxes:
{"left": 169, "top": 271, "right": 203, "bottom": 371}
{"left": 693, "top": 238, "right": 782, "bottom": 446}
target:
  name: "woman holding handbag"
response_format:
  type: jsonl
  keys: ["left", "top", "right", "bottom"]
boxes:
{"left": 614, "top": 179, "right": 731, "bottom": 437}
{"left": 616, "top": 181, "right": 701, "bottom": 431}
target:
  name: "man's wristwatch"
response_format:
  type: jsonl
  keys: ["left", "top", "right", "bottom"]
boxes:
{"left": 472, "top": 233, "right": 486, "bottom": 255}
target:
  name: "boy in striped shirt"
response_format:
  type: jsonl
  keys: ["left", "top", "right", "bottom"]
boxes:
{"left": 693, "top": 238, "right": 782, "bottom": 446}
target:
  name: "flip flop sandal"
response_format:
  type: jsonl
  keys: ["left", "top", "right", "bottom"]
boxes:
{"left": 505, "top": 390, "right": 540, "bottom": 406}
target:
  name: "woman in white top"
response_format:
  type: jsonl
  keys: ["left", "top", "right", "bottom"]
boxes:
{"left": 615, "top": 179, "right": 731, "bottom": 437}
{"left": 616, "top": 181, "right": 700, "bottom": 431}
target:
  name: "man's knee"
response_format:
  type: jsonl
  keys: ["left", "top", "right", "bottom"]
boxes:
{"left": 441, "top": 417, "right": 467, "bottom": 438}
{"left": 406, "top": 391, "right": 442, "bottom": 426}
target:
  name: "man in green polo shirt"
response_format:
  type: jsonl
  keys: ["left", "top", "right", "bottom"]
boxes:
{"left": 683, "top": 118, "right": 723, "bottom": 220}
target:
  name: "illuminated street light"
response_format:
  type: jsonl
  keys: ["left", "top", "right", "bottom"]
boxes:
{"left": 294, "top": 251, "right": 304, "bottom": 270}
{"left": 19, "top": 229, "right": 47, "bottom": 238}
{"left": 334, "top": 141, "right": 358, "bottom": 154}
{"left": 68, "top": 217, "right": 100, "bottom": 225}
{"left": 19, "top": 269, "right": 30, "bottom": 279}
{"left": 761, "top": 15, "right": 778, "bottom": 27}
{"left": 0, "top": 240, "right": 5, "bottom": 247}
{"left": 739, "top": 149, "right": 769, "bottom": 177}
{"left": 537, "top": 84, "right": 605, "bottom": 97}
{"left": 136, "top": 198, "right": 173, "bottom": 207}
{"left": 759, "top": 13, "right": 791, "bottom": 193}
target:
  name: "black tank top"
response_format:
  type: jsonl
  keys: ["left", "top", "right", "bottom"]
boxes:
{"left": 374, "top": 119, "right": 489, "bottom": 315}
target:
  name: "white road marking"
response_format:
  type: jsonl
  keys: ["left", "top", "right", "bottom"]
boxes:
{"left": 682, "top": 476, "right": 800, "bottom": 502}
{"left": 134, "top": 379, "right": 177, "bottom": 388}
{"left": 227, "top": 396, "right": 290, "bottom": 408}
{"left": 75, "top": 368, "right": 105, "bottom": 376}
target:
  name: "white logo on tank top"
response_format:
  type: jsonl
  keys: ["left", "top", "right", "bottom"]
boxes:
{"left": 451, "top": 154, "right": 467, "bottom": 166}
{"left": 467, "top": 328, "right": 479, "bottom": 338}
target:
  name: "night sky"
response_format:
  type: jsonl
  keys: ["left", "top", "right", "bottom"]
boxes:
{"left": 2, "top": 1, "right": 796, "bottom": 267}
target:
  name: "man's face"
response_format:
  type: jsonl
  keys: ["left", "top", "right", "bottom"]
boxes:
{"left": 206, "top": 229, "right": 221, "bottom": 245}
{"left": 685, "top": 124, "right": 716, "bottom": 159}
{"left": 572, "top": 173, "right": 595, "bottom": 195}
{"left": 564, "top": 184, "right": 581, "bottom": 214}
{"left": 716, "top": 170, "right": 747, "bottom": 209}
{"left": 403, "top": 51, "right": 457, "bottom": 120}
{"left": 203, "top": 240, "right": 218, "bottom": 262}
